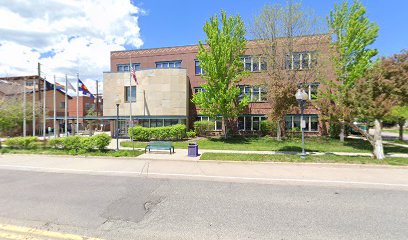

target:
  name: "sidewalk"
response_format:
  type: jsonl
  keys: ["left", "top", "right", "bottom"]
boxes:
{"left": 107, "top": 139, "right": 408, "bottom": 159}
{"left": 0, "top": 154, "right": 407, "bottom": 189}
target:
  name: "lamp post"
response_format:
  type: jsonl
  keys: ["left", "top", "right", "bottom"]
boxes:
{"left": 116, "top": 103, "right": 120, "bottom": 151}
{"left": 295, "top": 88, "right": 309, "bottom": 159}
{"left": 115, "top": 95, "right": 120, "bottom": 151}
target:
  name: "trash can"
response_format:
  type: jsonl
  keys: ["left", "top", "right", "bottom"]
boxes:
{"left": 188, "top": 142, "right": 199, "bottom": 157}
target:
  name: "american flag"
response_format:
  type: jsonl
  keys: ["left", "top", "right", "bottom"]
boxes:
{"left": 131, "top": 67, "right": 138, "bottom": 85}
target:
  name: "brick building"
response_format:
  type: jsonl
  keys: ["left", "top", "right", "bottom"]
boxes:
{"left": 104, "top": 34, "right": 334, "bottom": 136}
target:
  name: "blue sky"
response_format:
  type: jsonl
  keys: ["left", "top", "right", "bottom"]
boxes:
{"left": 135, "top": 0, "right": 407, "bottom": 57}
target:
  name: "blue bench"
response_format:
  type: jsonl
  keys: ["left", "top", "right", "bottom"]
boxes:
{"left": 145, "top": 141, "right": 175, "bottom": 154}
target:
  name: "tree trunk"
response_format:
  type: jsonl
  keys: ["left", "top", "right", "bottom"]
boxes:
{"left": 373, "top": 119, "right": 385, "bottom": 160}
{"left": 398, "top": 119, "right": 405, "bottom": 141}
{"left": 276, "top": 120, "right": 282, "bottom": 141}
{"left": 339, "top": 120, "right": 345, "bottom": 142}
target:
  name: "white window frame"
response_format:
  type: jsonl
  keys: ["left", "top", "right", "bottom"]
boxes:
{"left": 287, "top": 52, "right": 315, "bottom": 70}
{"left": 195, "top": 60, "right": 204, "bottom": 75}
{"left": 285, "top": 114, "right": 319, "bottom": 132}
{"left": 155, "top": 60, "right": 182, "bottom": 69}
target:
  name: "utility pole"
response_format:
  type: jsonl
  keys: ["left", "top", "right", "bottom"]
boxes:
{"left": 53, "top": 75, "right": 57, "bottom": 138}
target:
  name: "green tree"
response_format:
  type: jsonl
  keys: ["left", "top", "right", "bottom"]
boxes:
{"left": 0, "top": 97, "right": 34, "bottom": 136}
{"left": 326, "top": 0, "right": 379, "bottom": 142}
{"left": 192, "top": 10, "right": 249, "bottom": 138}
{"left": 386, "top": 106, "right": 408, "bottom": 141}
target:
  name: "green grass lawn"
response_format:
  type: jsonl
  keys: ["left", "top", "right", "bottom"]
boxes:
{"left": 200, "top": 152, "right": 408, "bottom": 166}
{"left": 383, "top": 128, "right": 408, "bottom": 134}
{"left": 121, "top": 137, "right": 408, "bottom": 154}
{"left": 0, "top": 147, "right": 144, "bottom": 157}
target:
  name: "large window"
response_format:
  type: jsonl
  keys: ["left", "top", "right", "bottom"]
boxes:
{"left": 298, "top": 83, "right": 320, "bottom": 100}
{"left": 195, "top": 60, "right": 205, "bottom": 75}
{"left": 139, "top": 119, "right": 182, "bottom": 128}
{"left": 155, "top": 60, "right": 182, "bottom": 69}
{"left": 241, "top": 56, "right": 267, "bottom": 72}
{"left": 117, "top": 63, "right": 140, "bottom": 72}
{"left": 237, "top": 116, "right": 267, "bottom": 131}
{"left": 239, "top": 85, "right": 267, "bottom": 102}
{"left": 285, "top": 114, "right": 319, "bottom": 132}
{"left": 285, "top": 52, "right": 317, "bottom": 70}
{"left": 196, "top": 116, "right": 222, "bottom": 131}
{"left": 124, "top": 86, "right": 136, "bottom": 102}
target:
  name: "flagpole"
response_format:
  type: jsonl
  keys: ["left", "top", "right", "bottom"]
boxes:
{"left": 53, "top": 75, "right": 57, "bottom": 138}
{"left": 76, "top": 73, "right": 79, "bottom": 135}
{"left": 33, "top": 76, "right": 36, "bottom": 136}
{"left": 23, "top": 80, "right": 26, "bottom": 137}
{"left": 43, "top": 77, "right": 47, "bottom": 140}
{"left": 96, "top": 80, "right": 99, "bottom": 129}
{"left": 65, "top": 74, "right": 68, "bottom": 136}
{"left": 129, "top": 56, "right": 135, "bottom": 151}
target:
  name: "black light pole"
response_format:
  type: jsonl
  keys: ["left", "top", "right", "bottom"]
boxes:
{"left": 295, "top": 89, "right": 308, "bottom": 159}
{"left": 116, "top": 103, "right": 120, "bottom": 151}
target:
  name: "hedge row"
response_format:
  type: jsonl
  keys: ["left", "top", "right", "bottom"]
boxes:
{"left": 4, "top": 136, "right": 38, "bottom": 149}
{"left": 128, "top": 124, "right": 186, "bottom": 141}
{"left": 193, "top": 121, "right": 215, "bottom": 136}
{"left": 48, "top": 134, "right": 111, "bottom": 151}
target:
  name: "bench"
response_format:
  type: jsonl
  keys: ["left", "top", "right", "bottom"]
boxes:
{"left": 145, "top": 141, "right": 175, "bottom": 154}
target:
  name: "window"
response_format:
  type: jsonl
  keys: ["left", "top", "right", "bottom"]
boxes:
{"left": 298, "top": 83, "right": 320, "bottom": 100}
{"left": 239, "top": 85, "right": 267, "bottom": 102}
{"left": 195, "top": 60, "right": 205, "bottom": 75}
{"left": 124, "top": 86, "right": 136, "bottom": 102}
{"left": 285, "top": 52, "right": 317, "bottom": 70}
{"left": 117, "top": 63, "right": 140, "bottom": 72}
{"left": 155, "top": 60, "right": 182, "bottom": 69}
{"left": 237, "top": 116, "right": 267, "bottom": 131}
{"left": 285, "top": 114, "right": 319, "bottom": 132}
{"left": 59, "top": 102, "right": 65, "bottom": 109}
{"left": 194, "top": 87, "right": 205, "bottom": 94}
{"left": 196, "top": 116, "right": 222, "bottom": 131}
{"left": 241, "top": 56, "right": 267, "bottom": 72}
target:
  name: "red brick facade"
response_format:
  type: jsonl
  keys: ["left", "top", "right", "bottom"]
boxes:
{"left": 109, "top": 35, "right": 335, "bottom": 135}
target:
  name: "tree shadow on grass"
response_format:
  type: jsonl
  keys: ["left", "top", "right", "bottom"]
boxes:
{"left": 343, "top": 138, "right": 408, "bottom": 154}
{"left": 206, "top": 137, "right": 252, "bottom": 145}
{"left": 277, "top": 146, "right": 317, "bottom": 153}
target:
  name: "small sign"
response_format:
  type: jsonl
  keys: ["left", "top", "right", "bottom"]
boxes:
{"left": 301, "top": 119, "right": 306, "bottom": 129}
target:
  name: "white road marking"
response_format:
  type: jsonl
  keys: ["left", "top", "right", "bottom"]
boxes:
{"left": 0, "top": 164, "right": 407, "bottom": 188}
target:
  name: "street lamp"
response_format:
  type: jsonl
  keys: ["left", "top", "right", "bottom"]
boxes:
{"left": 115, "top": 96, "right": 120, "bottom": 151}
{"left": 295, "top": 88, "right": 309, "bottom": 159}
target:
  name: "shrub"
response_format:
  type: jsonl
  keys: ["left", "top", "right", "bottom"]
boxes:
{"left": 4, "top": 136, "right": 38, "bottom": 149}
{"left": 194, "top": 121, "right": 214, "bottom": 136}
{"left": 261, "top": 120, "right": 275, "bottom": 135}
{"left": 186, "top": 131, "right": 196, "bottom": 138}
{"left": 92, "top": 133, "right": 111, "bottom": 150}
{"left": 129, "top": 124, "right": 186, "bottom": 141}
{"left": 80, "top": 137, "right": 96, "bottom": 151}
{"left": 48, "top": 138, "right": 64, "bottom": 148}
{"left": 62, "top": 136, "right": 82, "bottom": 151}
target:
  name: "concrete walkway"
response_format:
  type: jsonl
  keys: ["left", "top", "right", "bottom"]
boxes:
{"left": 107, "top": 139, "right": 408, "bottom": 159}
{"left": 0, "top": 154, "right": 407, "bottom": 189}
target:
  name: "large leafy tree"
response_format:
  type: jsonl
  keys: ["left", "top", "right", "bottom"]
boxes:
{"left": 326, "top": 0, "right": 379, "bottom": 141}
{"left": 251, "top": 1, "right": 325, "bottom": 140}
{"left": 192, "top": 10, "right": 249, "bottom": 138}
{"left": 382, "top": 50, "right": 408, "bottom": 140}
{"left": 0, "top": 96, "right": 34, "bottom": 136}
{"left": 349, "top": 50, "right": 408, "bottom": 159}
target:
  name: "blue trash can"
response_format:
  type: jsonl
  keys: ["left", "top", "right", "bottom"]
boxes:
{"left": 188, "top": 142, "right": 199, "bottom": 157}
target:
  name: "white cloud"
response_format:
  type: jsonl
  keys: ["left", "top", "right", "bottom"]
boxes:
{"left": 0, "top": 0, "right": 144, "bottom": 94}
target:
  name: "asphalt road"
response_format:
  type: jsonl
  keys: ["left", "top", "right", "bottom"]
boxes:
{"left": 0, "top": 169, "right": 407, "bottom": 240}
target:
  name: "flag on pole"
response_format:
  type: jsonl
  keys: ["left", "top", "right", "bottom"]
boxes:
{"left": 55, "top": 82, "right": 65, "bottom": 91}
{"left": 131, "top": 67, "right": 138, "bottom": 85}
{"left": 66, "top": 80, "right": 76, "bottom": 92}
{"left": 78, "top": 79, "right": 95, "bottom": 99}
